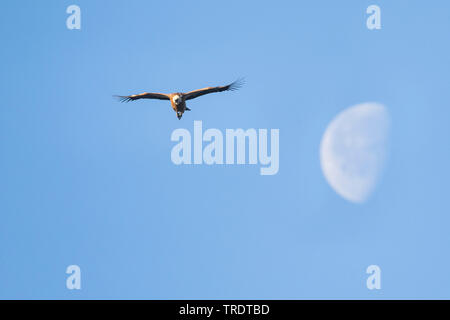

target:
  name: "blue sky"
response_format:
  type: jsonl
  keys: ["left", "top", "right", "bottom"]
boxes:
{"left": 1, "top": 0, "right": 450, "bottom": 299}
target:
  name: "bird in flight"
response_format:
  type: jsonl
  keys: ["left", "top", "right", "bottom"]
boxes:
{"left": 115, "top": 79, "right": 244, "bottom": 119}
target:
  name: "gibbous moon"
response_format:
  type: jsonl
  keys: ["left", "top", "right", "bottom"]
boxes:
{"left": 320, "top": 103, "right": 390, "bottom": 203}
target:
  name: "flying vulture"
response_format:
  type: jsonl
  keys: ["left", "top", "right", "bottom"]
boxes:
{"left": 115, "top": 79, "right": 244, "bottom": 119}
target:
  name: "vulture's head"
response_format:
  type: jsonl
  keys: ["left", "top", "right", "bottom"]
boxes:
{"left": 177, "top": 111, "right": 183, "bottom": 120}
{"left": 172, "top": 95, "right": 181, "bottom": 105}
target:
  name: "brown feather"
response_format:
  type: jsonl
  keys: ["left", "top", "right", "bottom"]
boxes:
{"left": 114, "top": 92, "right": 170, "bottom": 103}
{"left": 183, "top": 78, "right": 244, "bottom": 101}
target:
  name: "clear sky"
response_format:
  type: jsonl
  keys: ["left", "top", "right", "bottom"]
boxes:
{"left": 1, "top": 0, "right": 450, "bottom": 299}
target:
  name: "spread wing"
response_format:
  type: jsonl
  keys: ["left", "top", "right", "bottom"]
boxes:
{"left": 183, "top": 78, "right": 244, "bottom": 101}
{"left": 114, "top": 92, "right": 170, "bottom": 103}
